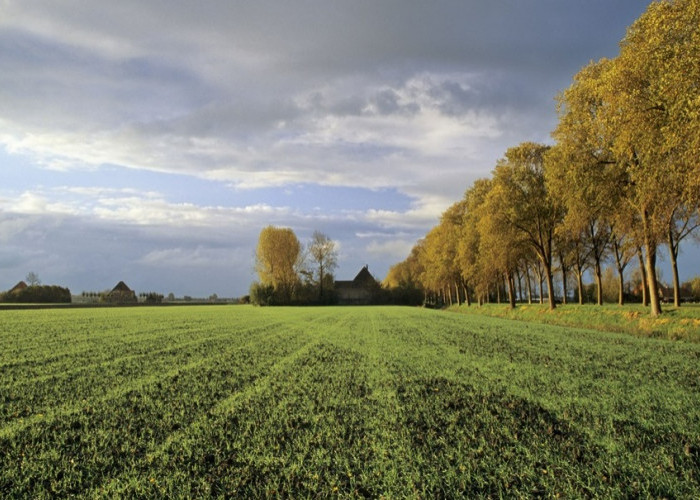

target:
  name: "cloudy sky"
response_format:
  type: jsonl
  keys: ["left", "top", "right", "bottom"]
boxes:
{"left": 1, "top": 0, "right": 696, "bottom": 298}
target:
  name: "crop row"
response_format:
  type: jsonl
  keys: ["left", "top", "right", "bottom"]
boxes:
{"left": 0, "top": 310, "right": 312, "bottom": 496}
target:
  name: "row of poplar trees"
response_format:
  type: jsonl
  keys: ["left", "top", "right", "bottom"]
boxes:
{"left": 386, "top": 0, "right": 699, "bottom": 316}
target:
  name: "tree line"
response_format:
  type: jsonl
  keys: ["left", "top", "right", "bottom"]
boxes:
{"left": 386, "top": 0, "right": 699, "bottom": 316}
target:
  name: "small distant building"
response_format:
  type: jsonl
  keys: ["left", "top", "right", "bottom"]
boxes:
{"left": 105, "top": 281, "right": 137, "bottom": 304}
{"left": 9, "top": 281, "right": 28, "bottom": 294}
{"left": 334, "top": 266, "right": 380, "bottom": 305}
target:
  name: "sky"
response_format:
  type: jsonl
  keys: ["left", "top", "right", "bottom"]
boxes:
{"left": 1, "top": 0, "right": 697, "bottom": 298}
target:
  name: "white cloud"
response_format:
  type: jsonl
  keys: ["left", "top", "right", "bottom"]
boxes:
{"left": 1, "top": 187, "right": 298, "bottom": 228}
{"left": 366, "top": 239, "right": 415, "bottom": 261}
{"left": 139, "top": 246, "right": 229, "bottom": 268}
{"left": 11, "top": 192, "right": 78, "bottom": 216}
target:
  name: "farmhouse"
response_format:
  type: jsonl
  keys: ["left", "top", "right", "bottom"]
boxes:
{"left": 9, "top": 281, "right": 28, "bottom": 294}
{"left": 105, "top": 281, "right": 137, "bottom": 304}
{"left": 334, "top": 265, "right": 380, "bottom": 305}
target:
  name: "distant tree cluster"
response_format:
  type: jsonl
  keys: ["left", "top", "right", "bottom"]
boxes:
{"left": 250, "top": 226, "right": 340, "bottom": 305}
{"left": 0, "top": 272, "right": 71, "bottom": 303}
{"left": 1, "top": 285, "right": 71, "bottom": 304}
{"left": 688, "top": 277, "right": 700, "bottom": 302}
{"left": 389, "top": 0, "right": 699, "bottom": 316}
{"left": 139, "top": 292, "right": 164, "bottom": 304}
{"left": 250, "top": 226, "right": 423, "bottom": 306}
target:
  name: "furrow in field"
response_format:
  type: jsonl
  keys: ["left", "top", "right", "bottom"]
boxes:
{"left": 0, "top": 311, "right": 272, "bottom": 375}
{"left": 93, "top": 339, "right": 378, "bottom": 497}
{"left": 0, "top": 327, "right": 315, "bottom": 497}
{"left": 0, "top": 310, "right": 178, "bottom": 354}
{"left": 1, "top": 325, "right": 220, "bottom": 384}
{"left": 0, "top": 322, "right": 286, "bottom": 425}
{"left": 0, "top": 325, "right": 291, "bottom": 441}
{"left": 0, "top": 310, "right": 340, "bottom": 497}
{"left": 0, "top": 318, "right": 286, "bottom": 387}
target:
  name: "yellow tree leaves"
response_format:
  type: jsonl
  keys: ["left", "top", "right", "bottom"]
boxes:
{"left": 255, "top": 226, "right": 302, "bottom": 302}
{"left": 392, "top": 0, "right": 698, "bottom": 316}
{"left": 489, "top": 143, "right": 562, "bottom": 310}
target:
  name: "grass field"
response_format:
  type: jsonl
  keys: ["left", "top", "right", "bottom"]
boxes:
{"left": 448, "top": 302, "right": 700, "bottom": 343}
{"left": 1, "top": 306, "right": 698, "bottom": 497}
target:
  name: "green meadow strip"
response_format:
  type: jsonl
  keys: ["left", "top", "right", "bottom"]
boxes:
{"left": 448, "top": 303, "right": 700, "bottom": 342}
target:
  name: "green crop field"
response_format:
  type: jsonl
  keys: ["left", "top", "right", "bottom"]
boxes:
{"left": 1, "top": 306, "right": 698, "bottom": 498}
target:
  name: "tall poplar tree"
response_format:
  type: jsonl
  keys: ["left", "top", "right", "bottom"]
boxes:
{"left": 488, "top": 143, "right": 563, "bottom": 310}
{"left": 308, "top": 231, "right": 338, "bottom": 302}
{"left": 255, "top": 226, "right": 303, "bottom": 304}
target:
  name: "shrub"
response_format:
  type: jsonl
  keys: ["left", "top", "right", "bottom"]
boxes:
{"left": 249, "top": 282, "right": 276, "bottom": 306}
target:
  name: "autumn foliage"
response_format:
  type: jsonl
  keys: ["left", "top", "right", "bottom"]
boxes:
{"left": 392, "top": 0, "right": 699, "bottom": 316}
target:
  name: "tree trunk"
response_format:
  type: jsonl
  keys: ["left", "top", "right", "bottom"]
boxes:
{"left": 617, "top": 267, "right": 624, "bottom": 306}
{"left": 319, "top": 265, "right": 325, "bottom": 301}
{"left": 637, "top": 247, "right": 649, "bottom": 306}
{"left": 559, "top": 252, "right": 568, "bottom": 305}
{"left": 544, "top": 262, "right": 556, "bottom": 310}
{"left": 611, "top": 237, "right": 626, "bottom": 306}
{"left": 535, "top": 265, "right": 544, "bottom": 304}
{"left": 668, "top": 225, "right": 681, "bottom": 308}
{"left": 463, "top": 283, "right": 471, "bottom": 307}
{"left": 561, "top": 268, "right": 568, "bottom": 305}
{"left": 575, "top": 267, "right": 584, "bottom": 305}
{"left": 645, "top": 246, "right": 662, "bottom": 316}
{"left": 506, "top": 272, "right": 516, "bottom": 309}
{"left": 525, "top": 266, "right": 533, "bottom": 304}
{"left": 516, "top": 270, "right": 523, "bottom": 303}
{"left": 594, "top": 260, "right": 603, "bottom": 306}
{"left": 642, "top": 211, "right": 662, "bottom": 316}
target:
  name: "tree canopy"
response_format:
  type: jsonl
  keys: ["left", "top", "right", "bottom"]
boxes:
{"left": 308, "top": 231, "right": 338, "bottom": 302}
{"left": 389, "top": 0, "right": 699, "bottom": 316}
{"left": 254, "top": 226, "right": 303, "bottom": 304}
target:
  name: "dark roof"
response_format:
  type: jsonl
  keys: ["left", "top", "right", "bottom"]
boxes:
{"left": 111, "top": 281, "right": 133, "bottom": 293}
{"left": 10, "top": 281, "right": 28, "bottom": 293}
{"left": 334, "top": 280, "right": 354, "bottom": 288}
{"left": 352, "top": 265, "right": 376, "bottom": 285}
{"left": 335, "top": 266, "right": 377, "bottom": 289}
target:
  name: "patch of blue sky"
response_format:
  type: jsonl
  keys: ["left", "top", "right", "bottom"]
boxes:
{"left": 0, "top": 150, "right": 48, "bottom": 192}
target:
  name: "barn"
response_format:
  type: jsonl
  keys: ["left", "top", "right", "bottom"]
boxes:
{"left": 334, "top": 266, "right": 380, "bottom": 305}
{"left": 105, "top": 281, "right": 138, "bottom": 304}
